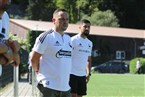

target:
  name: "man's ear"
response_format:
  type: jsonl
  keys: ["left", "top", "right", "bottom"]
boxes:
{"left": 52, "top": 18, "right": 55, "bottom": 23}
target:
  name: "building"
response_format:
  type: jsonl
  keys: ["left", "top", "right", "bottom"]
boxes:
{"left": 9, "top": 19, "right": 145, "bottom": 65}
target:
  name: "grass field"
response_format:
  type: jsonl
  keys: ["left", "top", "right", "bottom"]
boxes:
{"left": 84, "top": 74, "right": 145, "bottom": 97}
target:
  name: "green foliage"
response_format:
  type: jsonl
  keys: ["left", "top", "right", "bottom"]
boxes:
{"left": 129, "top": 58, "right": 137, "bottom": 74}
{"left": 14, "top": 0, "right": 145, "bottom": 29}
{"left": 27, "top": 31, "right": 42, "bottom": 52}
{"left": 55, "top": 0, "right": 66, "bottom": 9}
{"left": 76, "top": 0, "right": 101, "bottom": 16}
{"left": 9, "top": 31, "right": 42, "bottom": 76}
{"left": 130, "top": 58, "right": 145, "bottom": 74}
{"left": 55, "top": 0, "right": 78, "bottom": 23}
{"left": 82, "top": 9, "right": 119, "bottom": 27}
{"left": 98, "top": 0, "right": 145, "bottom": 29}
{"left": 8, "top": 34, "right": 28, "bottom": 47}
{"left": 26, "top": 0, "right": 56, "bottom": 21}
{"left": 76, "top": 0, "right": 89, "bottom": 8}
{"left": 8, "top": 34, "right": 29, "bottom": 77}
{"left": 19, "top": 60, "right": 28, "bottom": 78}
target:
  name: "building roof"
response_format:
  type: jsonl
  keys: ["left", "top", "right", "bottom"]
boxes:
{"left": 10, "top": 19, "right": 145, "bottom": 39}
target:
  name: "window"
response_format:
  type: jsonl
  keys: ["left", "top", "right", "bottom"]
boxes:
{"left": 116, "top": 51, "right": 125, "bottom": 59}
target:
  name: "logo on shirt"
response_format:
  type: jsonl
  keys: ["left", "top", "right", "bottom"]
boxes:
{"left": 45, "top": 81, "right": 49, "bottom": 85}
{"left": 56, "top": 49, "right": 71, "bottom": 58}
{"left": 55, "top": 41, "right": 61, "bottom": 46}
{"left": 88, "top": 44, "right": 91, "bottom": 48}
{"left": 78, "top": 43, "right": 83, "bottom": 47}
{"left": 79, "top": 49, "right": 90, "bottom": 53}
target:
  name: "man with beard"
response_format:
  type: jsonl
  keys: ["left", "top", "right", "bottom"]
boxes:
{"left": 69, "top": 19, "right": 93, "bottom": 97}
{"left": 31, "top": 8, "right": 72, "bottom": 97}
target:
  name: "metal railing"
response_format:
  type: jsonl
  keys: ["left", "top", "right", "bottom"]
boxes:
{"left": 31, "top": 68, "right": 40, "bottom": 97}
{"left": 0, "top": 65, "right": 41, "bottom": 97}
{"left": 13, "top": 66, "right": 19, "bottom": 97}
{"left": 13, "top": 67, "right": 40, "bottom": 97}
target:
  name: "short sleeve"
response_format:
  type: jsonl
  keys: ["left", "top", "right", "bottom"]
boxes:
{"left": 89, "top": 41, "right": 93, "bottom": 56}
{"left": 32, "top": 33, "right": 49, "bottom": 54}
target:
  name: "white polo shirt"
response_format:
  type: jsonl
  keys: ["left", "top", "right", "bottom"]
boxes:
{"left": 0, "top": 12, "right": 9, "bottom": 76}
{"left": 0, "top": 11, "right": 9, "bottom": 39}
{"left": 71, "top": 34, "right": 92, "bottom": 76}
{"left": 136, "top": 60, "right": 141, "bottom": 70}
{"left": 32, "top": 29, "right": 72, "bottom": 91}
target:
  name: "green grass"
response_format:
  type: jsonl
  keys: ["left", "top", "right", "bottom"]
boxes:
{"left": 85, "top": 74, "right": 145, "bottom": 97}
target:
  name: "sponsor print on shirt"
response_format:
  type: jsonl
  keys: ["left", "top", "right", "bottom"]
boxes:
{"left": 78, "top": 42, "right": 91, "bottom": 54}
{"left": 56, "top": 49, "right": 71, "bottom": 58}
{"left": 79, "top": 49, "right": 90, "bottom": 53}
{"left": 55, "top": 41, "right": 72, "bottom": 58}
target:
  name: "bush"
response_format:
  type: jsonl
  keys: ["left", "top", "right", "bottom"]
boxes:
{"left": 27, "top": 30, "right": 42, "bottom": 52}
{"left": 129, "top": 57, "right": 145, "bottom": 74}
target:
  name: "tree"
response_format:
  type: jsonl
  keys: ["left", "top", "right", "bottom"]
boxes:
{"left": 26, "top": 0, "right": 56, "bottom": 21}
{"left": 76, "top": 0, "right": 101, "bottom": 16}
{"left": 82, "top": 8, "right": 119, "bottom": 27}
{"left": 55, "top": 0, "right": 78, "bottom": 23}
{"left": 98, "top": 0, "right": 145, "bottom": 29}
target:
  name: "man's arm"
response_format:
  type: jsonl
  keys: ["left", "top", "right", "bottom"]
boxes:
{"left": 86, "top": 56, "right": 92, "bottom": 83}
{"left": 0, "top": 40, "right": 20, "bottom": 66}
{"left": 0, "top": 42, "right": 13, "bottom": 64}
{"left": 0, "top": 42, "right": 9, "bottom": 53}
{"left": 8, "top": 40, "right": 20, "bottom": 53}
{"left": 8, "top": 40, "right": 20, "bottom": 66}
{"left": 31, "top": 51, "right": 42, "bottom": 74}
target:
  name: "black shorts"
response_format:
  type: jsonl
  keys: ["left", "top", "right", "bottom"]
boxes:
{"left": 69, "top": 74, "right": 87, "bottom": 96}
{"left": 37, "top": 83, "right": 70, "bottom": 97}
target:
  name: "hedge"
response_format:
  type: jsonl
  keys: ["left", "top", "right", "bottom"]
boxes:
{"left": 129, "top": 57, "right": 145, "bottom": 74}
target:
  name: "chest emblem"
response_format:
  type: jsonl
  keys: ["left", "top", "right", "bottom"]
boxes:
{"left": 55, "top": 41, "right": 61, "bottom": 46}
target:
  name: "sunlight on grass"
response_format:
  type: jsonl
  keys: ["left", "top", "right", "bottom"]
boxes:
{"left": 84, "top": 74, "right": 145, "bottom": 97}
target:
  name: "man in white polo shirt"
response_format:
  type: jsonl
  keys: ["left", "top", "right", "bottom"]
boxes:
{"left": 0, "top": 9, "right": 9, "bottom": 76}
{"left": 31, "top": 8, "right": 72, "bottom": 97}
{"left": 0, "top": 0, "right": 20, "bottom": 65}
{"left": 0, "top": 0, "right": 20, "bottom": 76}
{"left": 70, "top": 19, "right": 93, "bottom": 97}
{"left": 0, "top": 0, "right": 11, "bottom": 68}
{"left": 136, "top": 58, "right": 141, "bottom": 74}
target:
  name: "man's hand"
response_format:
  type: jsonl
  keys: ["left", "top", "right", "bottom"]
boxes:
{"left": 8, "top": 40, "right": 20, "bottom": 53}
{"left": 86, "top": 74, "right": 90, "bottom": 83}
{"left": 0, "top": 42, "right": 13, "bottom": 65}
{"left": 12, "top": 53, "right": 20, "bottom": 66}
{"left": 8, "top": 40, "right": 20, "bottom": 66}
{"left": 3, "top": 47, "right": 14, "bottom": 64}
{"left": 0, "top": 40, "right": 20, "bottom": 66}
{"left": 0, "top": 54, "right": 8, "bottom": 64}
{"left": 0, "top": 42, "right": 8, "bottom": 53}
